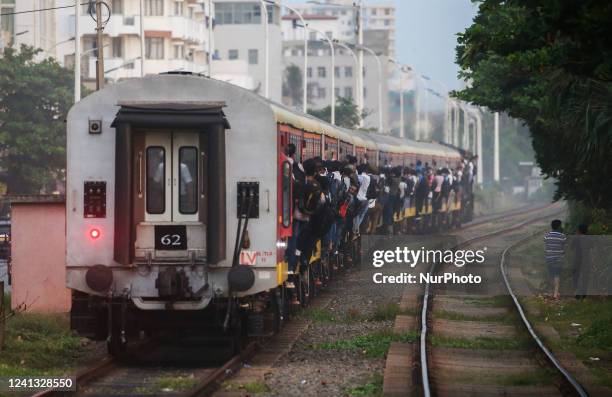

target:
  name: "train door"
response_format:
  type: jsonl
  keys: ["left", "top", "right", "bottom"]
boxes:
{"left": 136, "top": 131, "right": 203, "bottom": 260}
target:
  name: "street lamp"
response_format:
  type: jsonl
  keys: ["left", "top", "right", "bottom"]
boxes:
{"left": 259, "top": 0, "right": 270, "bottom": 98}
{"left": 307, "top": 0, "right": 363, "bottom": 126}
{"left": 355, "top": 44, "right": 383, "bottom": 133}
{"left": 307, "top": 27, "right": 335, "bottom": 125}
{"left": 334, "top": 39, "right": 361, "bottom": 122}
{"left": 388, "top": 58, "right": 411, "bottom": 139}
{"left": 268, "top": 0, "right": 308, "bottom": 113}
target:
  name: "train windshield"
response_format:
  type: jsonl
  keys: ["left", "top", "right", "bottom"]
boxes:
{"left": 146, "top": 147, "right": 166, "bottom": 214}
{"left": 179, "top": 147, "right": 198, "bottom": 214}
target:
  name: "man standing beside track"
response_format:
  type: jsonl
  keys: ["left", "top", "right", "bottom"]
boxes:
{"left": 544, "top": 219, "right": 567, "bottom": 299}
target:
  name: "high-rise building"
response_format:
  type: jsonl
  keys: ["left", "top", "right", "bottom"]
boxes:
{"left": 213, "top": 0, "right": 283, "bottom": 102}
{"left": 57, "top": 0, "right": 215, "bottom": 85}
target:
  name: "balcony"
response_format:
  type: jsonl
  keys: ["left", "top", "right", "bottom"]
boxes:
{"left": 79, "top": 15, "right": 207, "bottom": 44}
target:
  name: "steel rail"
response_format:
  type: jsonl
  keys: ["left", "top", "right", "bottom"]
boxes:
{"left": 182, "top": 341, "right": 260, "bottom": 397}
{"left": 419, "top": 204, "right": 567, "bottom": 397}
{"left": 500, "top": 232, "right": 589, "bottom": 397}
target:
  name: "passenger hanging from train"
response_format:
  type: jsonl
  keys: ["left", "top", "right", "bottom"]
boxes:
{"left": 414, "top": 167, "right": 429, "bottom": 219}
{"left": 284, "top": 143, "right": 306, "bottom": 290}
{"left": 432, "top": 169, "right": 445, "bottom": 212}
{"left": 352, "top": 164, "right": 371, "bottom": 239}
{"left": 364, "top": 167, "right": 382, "bottom": 234}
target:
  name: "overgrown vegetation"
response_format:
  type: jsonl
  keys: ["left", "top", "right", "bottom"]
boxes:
{"left": 0, "top": 312, "right": 83, "bottom": 376}
{"left": 311, "top": 330, "right": 418, "bottom": 358}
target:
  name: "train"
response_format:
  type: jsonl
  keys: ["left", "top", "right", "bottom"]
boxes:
{"left": 65, "top": 73, "right": 471, "bottom": 355}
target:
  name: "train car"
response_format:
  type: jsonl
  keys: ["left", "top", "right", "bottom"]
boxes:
{"left": 66, "top": 73, "right": 464, "bottom": 354}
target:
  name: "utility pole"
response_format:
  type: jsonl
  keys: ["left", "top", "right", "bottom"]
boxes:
{"left": 0, "top": 281, "right": 4, "bottom": 351}
{"left": 140, "top": 0, "right": 145, "bottom": 77}
{"left": 357, "top": 0, "right": 364, "bottom": 127}
{"left": 95, "top": 1, "right": 105, "bottom": 90}
{"left": 74, "top": 2, "right": 81, "bottom": 102}
{"left": 494, "top": 112, "right": 500, "bottom": 182}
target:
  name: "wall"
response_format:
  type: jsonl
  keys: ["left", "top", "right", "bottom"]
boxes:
{"left": 11, "top": 203, "right": 69, "bottom": 313}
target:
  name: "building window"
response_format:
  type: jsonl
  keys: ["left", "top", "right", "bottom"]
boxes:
{"left": 174, "top": 44, "right": 184, "bottom": 59}
{"left": 145, "top": 37, "right": 164, "bottom": 59}
{"left": 317, "top": 66, "right": 326, "bottom": 78}
{"left": 345, "top": 66, "right": 352, "bottom": 77}
{"left": 215, "top": 2, "right": 272, "bottom": 25}
{"left": 334, "top": 87, "right": 340, "bottom": 98}
{"left": 0, "top": 1, "right": 15, "bottom": 39}
{"left": 325, "top": 31, "right": 333, "bottom": 39}
{"left": 318, "top": 87, "right": 326, "bottom": 99}
{"left": 307, "top": 67, "right": 312, "bottom": 78}
{"left": 145, "top": 0, "right": 163, "bottom": 16}
{"left": 309, "top": 32, "right": 317, "bottom": 41}
{"left": 111, "top": 0, "right": 123, "bottom": 14}
{"left": 334, "top": 66, "right": 340, "bottom": 78}
{"left": 371, "top": 8, "right": 377, "bottom": 15}
{"left": 248, "top": 49, "right": 258, "bottom": 65}
{"left": 112, "top": 37, "right": 123, "bottom": 58}
{"left": 344, "top": 87, "right": 352, "bottom": 98}
{"left": 228, "top": 49, "right": 239, "bottom": 60}
{"left": 385, "top": 8, "right": 391, "bottom": 15}
{"left": 174, "top": 1, "right": 183, "bottom": 16}
{"left": 385, "top": 19, "right": 390, "bottom": 26}
{"left": 363, "top": 87, "right": 367, "bottom": 98}
{"left": 188, "top": 6, "right": 194, "bottom": 19}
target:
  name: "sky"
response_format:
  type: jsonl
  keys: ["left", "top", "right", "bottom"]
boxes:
{"left": 285, "top": 0, "right": 479, "bottom": 92}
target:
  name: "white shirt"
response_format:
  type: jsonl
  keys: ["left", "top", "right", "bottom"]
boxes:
{"left": 356, "top": 172, "right": 371, "bottom": 201}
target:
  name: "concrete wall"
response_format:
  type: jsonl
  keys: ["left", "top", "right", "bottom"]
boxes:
{"left": 11, "top": 203, "right": 69, "bottom": 313}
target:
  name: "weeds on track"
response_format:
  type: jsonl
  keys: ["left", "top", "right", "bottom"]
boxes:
{"left": 311, "top": 330, "right": 418, "bottom": 358}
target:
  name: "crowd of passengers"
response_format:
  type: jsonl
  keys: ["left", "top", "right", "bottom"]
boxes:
{"left": 283, "top": 143, "right": 477, "bottom": 279}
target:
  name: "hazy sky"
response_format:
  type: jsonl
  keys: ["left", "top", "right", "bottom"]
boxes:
{"left": 285, "top": 0, "right": 479, "bottom": 92}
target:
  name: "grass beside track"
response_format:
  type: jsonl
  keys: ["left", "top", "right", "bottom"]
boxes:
{"left": 311, "top": 330, "right": 418, "bottom": 358}
{"left": 0, "top": 297, "right": 84, "bottom": 377}
{"left": 347, "top": 373, "right": 384, "bottom": 396}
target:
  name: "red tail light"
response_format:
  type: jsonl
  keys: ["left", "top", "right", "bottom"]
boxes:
{"left": 89, "top": 228, "right": 101, "bottom": 240}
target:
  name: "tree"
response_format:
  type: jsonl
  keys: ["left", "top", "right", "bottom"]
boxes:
{"left": 308, "top": 96, "right": 366, "bottom": 129}
{"left": 0, "top": 46, "right": 73, "bottom": 194}
{"left": 282, "top": 64, "right": 303, "bottom": 107}
{"left": 454, "top": 1, "right": 612, "bottom": 210}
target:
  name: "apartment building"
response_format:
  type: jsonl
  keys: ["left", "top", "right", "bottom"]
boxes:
{"left": 363, "top": 2, "right": 395, "bottom": 58}
{"left": 213, "top": 0, "right": 283, "bottom": 102}
{"left": 1, "top": 0, "right": 57, "bottom": 57}
{"left": 282, "top": 38, "right": 390, "bottom": 132}
{"left": 51, "top": 0, "right": 214, "bottom": 82}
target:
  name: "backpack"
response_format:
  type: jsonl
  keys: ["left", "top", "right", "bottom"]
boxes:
{"left": 366, "top": 176, "right": 380, "bottom": 200}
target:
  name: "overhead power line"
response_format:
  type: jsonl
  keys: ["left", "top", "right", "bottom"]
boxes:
{"left": 0, "top": 2, "right": 90, "bottom": 17}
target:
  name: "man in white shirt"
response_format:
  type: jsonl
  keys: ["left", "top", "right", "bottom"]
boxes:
{"left": 353, "top": 165, "right": 371, "bottom": 235}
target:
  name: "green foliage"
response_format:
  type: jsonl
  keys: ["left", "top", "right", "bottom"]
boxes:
{"left": 454, "top": 1, "right": 612, "bottom": 211}
{"left": 0, "top": 313, "right": 82, "bottom": 376}
{"left": 0, "top": 45, "right": 74, "bottom": 194}
{"left": 308, "top": 96, "right": 365, "bottom": 129}
{"left": 347, "top": 373, "right": 383, "bottom": 397}
{"left": 282, "top": 64, "right": 303, "bottom": 108}
{"left": 311, "top": 330, "right": 418, "bottom": 358}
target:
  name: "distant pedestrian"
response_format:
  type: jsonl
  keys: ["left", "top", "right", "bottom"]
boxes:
{"left": 544, "top": 219, "right": 566, "bottom": 299}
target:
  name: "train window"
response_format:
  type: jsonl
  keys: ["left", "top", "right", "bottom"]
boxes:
{"left": 179, "top": 147, "right": 198, "bottom": 214}
{"left": 146, "top": 146, "right": 166, "bottom": 214}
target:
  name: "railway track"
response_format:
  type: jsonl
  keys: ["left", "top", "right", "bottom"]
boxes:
{"left": 418, "top": 204, "right": 589, "bottom": 397}
{"left": 30, "top": 205, "right": 555, "bottom": 397}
